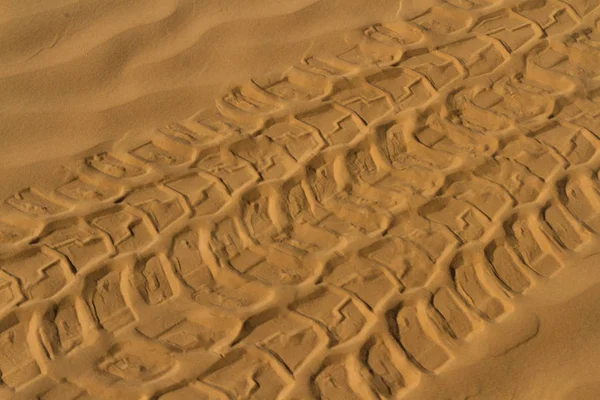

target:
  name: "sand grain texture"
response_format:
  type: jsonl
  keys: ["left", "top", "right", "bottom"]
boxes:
{"left": 1, "top": 0, "right": 600, "bottom": 398}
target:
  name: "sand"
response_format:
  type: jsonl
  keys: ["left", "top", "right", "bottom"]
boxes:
{"left": 0, "top": 0, "right": 599, "bottom": 398}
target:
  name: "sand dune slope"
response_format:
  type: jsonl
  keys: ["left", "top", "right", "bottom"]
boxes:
{"left": 1, "top": 0, "right": 600, "bottom": 399}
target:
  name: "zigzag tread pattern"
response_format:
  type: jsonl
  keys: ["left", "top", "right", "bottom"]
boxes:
{"left": 1, "top": 0, "right": 600, "bottom": 398}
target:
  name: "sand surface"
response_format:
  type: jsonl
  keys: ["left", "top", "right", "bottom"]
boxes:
{"left": 1, "top": 0, "right": 600, "bottom": 398}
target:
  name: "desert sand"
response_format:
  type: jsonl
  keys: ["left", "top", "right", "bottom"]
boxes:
{"left": 1, "top": 0, "right": 600, "bottom": 399}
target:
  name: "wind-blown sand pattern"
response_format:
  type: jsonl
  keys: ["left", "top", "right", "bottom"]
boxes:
{"left": 2, "top": 0, "right": 600, "bottom": 398}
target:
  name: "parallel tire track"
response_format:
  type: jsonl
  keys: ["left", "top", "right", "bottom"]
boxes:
{"left": 0, "top": 0, "right": 599, "bottom": 398}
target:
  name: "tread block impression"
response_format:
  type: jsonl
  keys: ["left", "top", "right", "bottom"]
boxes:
{"left": 229, "top": 135, "right": 298, "bottom": 181}
{"left": 560, "top": 0, "right": 600, "bottom": 18}
{"left": 157, "top": 121, "right": 218, "bottom": 146}
{"left": 411, "top": 7, "right": 471, "bottom": 35}
{"left": 38, "top": 380, "right": 95, "bottom": 400}
{"left": 440, "top": 171, "right": 514, "bottom": 221}
{"left": 195, "top": 147, "right": 260, "bottom": 193}
{"left": 366, "top": 67, "right": 436, "bottom": 111}
{"left": 262, "top": 119, "right": 325, "bottom": 162}
{"left": 300, "top": 54, "right": 349, "bottom": 77}
{"left": 557, "top": 174, "right": 600, "bottom": 233}
{"left": 2, "top": 247, "right": 73, "bottom": 299}
{"left": 0, "top": 269, "right": 22, "bottom": 314}
{"left": 415, "top": 113, "right": 500, "bottom": 160}
{"left": 234, "top": 310, "right": 323, "bottom": 372}
{"left": 504, "top": 213, "right": 562, "bottom": 277}
{"left": 335, "top": 44, "right": 396, "bottom": 68}
{"left": 200, "top": 348, "right": 291, "bottom": 400}
{"left": 429, "top": 287, "right": 479, "bottom": 340}
{"left": 555, "top": 89, "right": 600, "bottom": 136}
{"left": 228, "top": 185, "right": 331, "bottom": 285}
{"left": 540, "top": 200, "right": 593, "bottom": 251}
{"left": 0, "top": 313, "right": 41, "bottom": 389}
{"left": 313, "top": 358, "right": 363, "bottom": 400}
{"left": 305, "top": 153, "right": 393, "bottom": 234}
{"left": 132, "top": 255, "right": 174, "bottom": 305}
{"left": 399, "top": 50, "right": 463, "bottom": 90}
{"left": 418, "top": 196, "right": 491, "bottom": 243}
{"left": 156, "top": 381, "right": 226, "bottom": 400}
{"left": 38, "top": 297, "right": 84, "bottom": 358}
{"left": 393, "top": 305, "right": 451, "bottom": 373}
{"left": 191, "top": 108, "right": 255, "bottom": 136}
{"left": 344, "top": 139, "right": 395, "bottom": 190}
{"left": 439, "top": 36, "right": 507, "bottom": 77}
{"left": 528, "top": 121, "right": 599, "bottom": 167}
{"left": 320, "top": 254, "right": 399, "bottom": 310}
{"left": 124, "top": 185, "right": 187, "bottom": 232}
{"left": 385, "top": 211, "right": 458, "bottom": 268}
{"left": 324, "top": 189, "right": 393, "bottom": 235}
{"left": 0, "top": 221, "right": 32, "bottom": 248}
{"left": 450, "top": 252, "right": 507, "bottom": 320}
{"left": 331, "top": 79, "right": 394, "bottom": 124}
{"left": 137, "top": 310, "right": 239, "bottom": 353}
{"left": 291, "top": 286, "right": 369, "bottom": 346}
{"left": 362, "top": 236, "right": 439, "bottom": 290}
{"left": 129, "top": 137, "right": 193, "bottom": 167}
{"left": 527, "top": 31, "right": 600, "bottom": 83}
{"left": 448, "top": 74, "right": 555, "bottom": 132}
{"left": 253, "top": 67, "right": 330, "bottom": 103}
{"left": 279, "top": 181, "right": 343, "bottom": 247}
{"left": 503, "top": 213, "right": 564, "bottom": 277}
{"left": 209, "top": 216, "right": 248, "bottom": 262}
{"left": 363, "top": 21, "right": 423, "bottom": 49}
{"left": 56, "top": 177, "right": 119, "bottom": 202}
{"left": 297, "top": 103, "right": 367, "bottom": 146}
{"left": 483, "top": 239, "right": 532, "bottom": 294}
{"left": 228, "top": 245, "right": 315, "bottom": 287}
{"left": 301, "top": 156, "right": 382, "bottom": 235}
{"left": 500, "top": 135, "right": 564, "bottom": 181}
{"left": 359, "top": 335, "right": 413, "bottom": 398}
{"left": 472, "top": 11, "right": 537, "bottom": 53}
{"left": 219, "top": 85, "right": 281, "bottom": 118}
{"left": 84, "top": 266, "right": 135, "bottom": 332}
{"left": 171, "top": 229, "right": 267, "bottom": 310}
{"left": 514, "top": 0, "right": 577, "bottom": 36}
{"left": 96, "top": 339, "right": 176, "bottom": 383}
{"left": 89, "top": 207, "right": 155, "bottom": 254}
{"left": 39, "top": 219, "right": 113, "bottom": 272}
{"left": 170, "top": 229, "right": 215, "bottom": 292}
{"left": 408, "top": 125, "right": 459, "bottom": 170}
{"left": 5, "top": 188, "right": 67, "bottom": 218}
{"left": 443, "top": 0, "right": 499, "bottom": 10}
{"left": 474, "top": 157, "right": 545, "bottom": 203}
{"left": 165, "top": 172, "right": 230, "bottom": 217}
{"left": 375, "top": 123, "right": 445, "bottom": 196}
{"left": 84, "top": 152, "right": 146, "bottom": 179}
